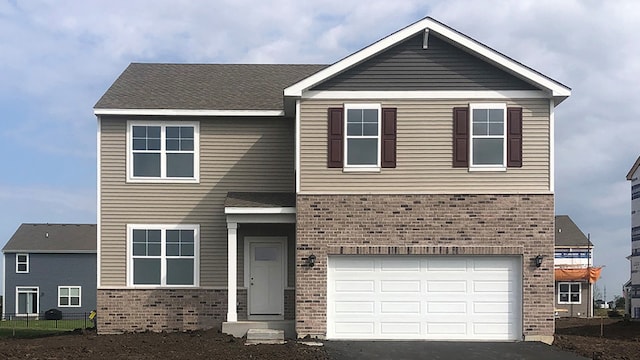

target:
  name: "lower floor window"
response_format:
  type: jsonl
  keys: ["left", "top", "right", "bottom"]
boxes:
{"left": 16, "top": 287, "right": 38, "bottom": 315}
{"left": 558, "top": 282, "right": 581, "bottom": 304}
{"left": 58, "top": 286, "right": 81, "bottom": 307}
{"left": 128, "top": 224, "right": 199, "bottom": 286}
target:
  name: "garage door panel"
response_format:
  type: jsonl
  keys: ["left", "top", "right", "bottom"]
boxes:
{"left": 328, "top": 256, "right": 522, "bottom": 340}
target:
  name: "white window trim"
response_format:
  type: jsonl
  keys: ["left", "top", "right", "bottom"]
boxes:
{"left": 126, "top": 121, "right": 200, "bottom": 183}
{"left": 343, "top": 103, "right": 382, "bottom": 170}
{"left": 58, "top": 286, "right": 82, "bottom": 308}
{"left": 16, "top": 253, "right": 29, "bottom": 273}
{"left": 126, "top": 224, "right": 200, "bottom": 288}
{"left": 15, "top": 286, "right": 39, "bottom": 316}
{"left": 558, "top": 281, "right": 582, "bottom": 304}
{"left": 469, "top": 103, "right": 507, "bottom": 169}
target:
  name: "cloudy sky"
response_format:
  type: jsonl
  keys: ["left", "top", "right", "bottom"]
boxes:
{"left": 0, "top": 0, "right": 637, "bottom": 301}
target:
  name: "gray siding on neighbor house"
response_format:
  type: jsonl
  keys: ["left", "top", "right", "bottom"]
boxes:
{"left": 99, "top": 116, "right": 295, "bottom": 287}
{"left": 311, "top": 32, "right": 539, "bottom": 91}
{"left": 3, "top": 252, "right": 97, "bottom": 316}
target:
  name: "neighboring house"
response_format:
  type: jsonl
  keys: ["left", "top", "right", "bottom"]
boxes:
{"left": 554, "top": 215, "right": 600, "bottom": 317}
{"left": 626, "top": 156, "right": 640, "bottom": 318}
{"left": 2, "top": 224, "right": 97, "bottom": 318}
{"left": 93, "top": 17, "right": 570, "bottom": 342}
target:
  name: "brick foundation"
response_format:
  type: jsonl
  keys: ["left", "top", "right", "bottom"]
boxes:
{"left": 295, "top": 194, "right": 555, "bottom": 339}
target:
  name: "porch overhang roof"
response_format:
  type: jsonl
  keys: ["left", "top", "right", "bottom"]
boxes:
{"left": 224, "top": 192, "right": 296, "bottom": 215}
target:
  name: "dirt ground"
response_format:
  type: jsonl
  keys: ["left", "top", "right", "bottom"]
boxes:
{"left": 0, "top": 318, "right": 638, "bottom": 360}
{"left": 554, "top": 317, "right": 640, "bottom": 360}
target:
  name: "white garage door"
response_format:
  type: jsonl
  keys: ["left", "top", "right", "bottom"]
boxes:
{"left": 327, "top": 256, "right": 522, "bottom": 340}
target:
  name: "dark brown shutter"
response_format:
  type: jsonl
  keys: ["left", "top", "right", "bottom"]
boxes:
{"left": 452, "top": 107, "right": 469, "bottom": 167}
{"left": 327, "top": 107, "right": 344, "bottom": 168}
{"left": 381, "top": 108, "right": 397, "bottom": 168}
{"left": 507, "top": 107, "right": 523, "bottom": 168}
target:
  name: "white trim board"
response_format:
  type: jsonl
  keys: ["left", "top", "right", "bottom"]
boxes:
{"left": 285, "top": 17, "right": 570, "bottom": 102}
{"left": 94, "top": 109, "right": 285, "bottom": 117}
{"left": 224, "top": 207, "right": 296, "bottom": 215}
{"left": 302, "top": 90, "right": 550, "bottom": 100}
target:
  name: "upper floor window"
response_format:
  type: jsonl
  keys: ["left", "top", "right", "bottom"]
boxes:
{"left": 558, "top": 282, "right": 581, "bottom": 304}
{"left": 16, "top": 253, "right": 29, "bottom": 273}
{"left": 128, "top": 224, "right": 200, "bottom": 287}
{"left": 128, "top": 122, "right": 199, "bottom": 182}
{"left": 470, "top": 103, "right": 506, "bottom": 167}
{"left": 345, "top": 104, "right": 381, "bottom": 168}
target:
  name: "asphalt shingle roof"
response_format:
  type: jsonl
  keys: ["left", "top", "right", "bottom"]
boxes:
{"left": 555, "top": 215, "right": 593, "bottom": 247}
{"left": 225, "top": 192, "right": 295, "bottom": 208}
{"left": 94, "top": 63, "right": 327, "bottom": 111}
{"left": 2, "top": 224, "right": 97, "bottom": 253}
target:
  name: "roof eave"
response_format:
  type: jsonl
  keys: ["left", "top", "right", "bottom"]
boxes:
{"left": 627, "top": 156, "right": 640, "bottom": 180}
{"left": 94, "top": 109, "right": 285, "bottom": 117}
{"left": 284, "top": 17, "right": 571, "bottom": 100}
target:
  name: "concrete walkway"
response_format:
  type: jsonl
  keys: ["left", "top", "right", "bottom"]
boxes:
{"left": 323, "top": 341, "right": 589, "bottom": 360}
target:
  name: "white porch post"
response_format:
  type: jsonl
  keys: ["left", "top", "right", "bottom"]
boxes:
{"left": 227, "top": 222, "right": 238, "bottom": 322}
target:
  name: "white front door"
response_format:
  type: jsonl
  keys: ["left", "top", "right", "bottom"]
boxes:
{"left": 248, "top": 238, "right": 284, "bottom": 316}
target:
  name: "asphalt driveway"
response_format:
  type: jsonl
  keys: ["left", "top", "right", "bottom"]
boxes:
{"left": 323, "top": 341, "right": 588, "bottom": 360}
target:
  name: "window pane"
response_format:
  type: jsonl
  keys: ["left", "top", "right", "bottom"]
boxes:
{"left": 559, "top": 284, "right": 569, "bottom": 292}
{"left": 147, "top": 139, "right": 161, "bottom": 151}
{"left": 347, "top": 123, "right": 362, "bottom": 136}
{"left": 18, "top": 255, "right": 27, "bottom": 262}
{"left": 60, "top": 288, "right": 69, "bottom": 296}
{"left": 473, "top": 109, "right": 488, "bottom": 122}
{"left": 17, "top": 264, "right": 27, "bottom": 272}
{"left": 488, "top": 122, "right": 504, "bottom": 136}
{"left": 182, "top": 243, "right": 194, "bottom": 257}
{"left": 167, "top": 153, "right": 194, "bottom": 177}
{"left": 60, "top": 297, "right": 69, "bottom": 306}
{"left": 133, "top": 153, "right": 161, "bottom": 177}
{"left": 571, "top": 284, "right": 580, "bottom": 292}
{"left": 147, "top": 126, "right": 161, "bottom": 138}
{"left": 148, "top": 230, "right": 161, "bottom": 243}
{"left": 166, "top": 243, "right": 180, "bottom": 256}
{"left": 133, "top": 229, "right": 146, "bottom": 242}
{"left": 347, "top": 139, "right": 377, "bottom": 165}
{"left": 133, "top": 139, "right": 147, "bottom": 150}
{"left": 570, "top": 293, "right": 580, "bottom": 302}
{"left": 488, "top": 109, "right": 504, "bottom": 121}
{"left": 473, "top": 123, "right": 487, "bottom": 136}
{"left": 347, "top": 109, "right": 362, "bottom": 124}
{"left": 133, "top": 243, "right": 147, "bottom": 256}
{"left": 363, "top": 123, "right": 378, "bottom": 136}
{"left": 180, "top": 127, "right": 194, "bottom": 138}
{"left": 181, "top": 139, "right": 194, "bottom": 151}
{"left": 472, "top": 138, "right": 503, "bottom": 165}
{"left": 181, "top": 230, "right": 194, "bottom": 243}
{"left": 166, "top": 230, "right": 179, "bottom": 243}
{"left": 166, "top": 139, "right": 180, "bottom": 151}
{"left": 70, "top": 288, "right": 80, "bottom": 297}
{"left": 18, "top": 293, "right": 27, "bottom": 314}
{"left": 133, "top": 258, "right": 161, "bottom": 285}
{"left": 363, "top": 109, "right": 378, "bottom": 123}
{"left": 148, "top": 243, "right": 161, "bottom": 257}
{"left": 167, "top": 259, "right": 194, "bottom": 285}
{"left": 132, "top": 126, "right": 146, "bottom": 138}
{"left": 560, "top": 294, "right": 568, "bottom": 302}
{"left": 71, "top": 297, "right": 80, "bottom": 306}
{"left": 166, "top": 126, "right": 180, "bottom": 138}
{"left": 255, "top": 246, "right": 278, "bottom": 261}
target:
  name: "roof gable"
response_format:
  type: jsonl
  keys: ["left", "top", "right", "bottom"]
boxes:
{"left": 311, "top": 32, "right": 538, "bottom": 92}
{"left": 555, "top": 215, "right": 592, "bottom": 247}
{"left": 285, "top": 17, "right": 570, "bottom": 104}
{"left": 2, "top": 223, "right": 97, "bottom": 253}
{"left": 627, "top": 155, "right": 640, "bottom": 180}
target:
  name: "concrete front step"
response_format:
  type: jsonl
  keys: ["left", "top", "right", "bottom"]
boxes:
{"left": 222, "top": 320, "right": 295, "bottom": 338}
{"left": 245, "top": 328, "right": 285, "bottom": 345}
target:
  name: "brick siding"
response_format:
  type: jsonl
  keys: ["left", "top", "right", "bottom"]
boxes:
{"left": 295, "top": 194, "right": 555, "bottom": 339}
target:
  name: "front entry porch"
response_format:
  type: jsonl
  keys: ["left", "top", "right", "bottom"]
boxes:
{"left": 222, "top": 192, "right": 296, "bottom": 337}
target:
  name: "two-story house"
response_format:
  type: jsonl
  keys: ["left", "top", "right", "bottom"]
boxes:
{"left": 554, "top": 215, "right": 600, "bottom": 317}
{"left": 626, "top": 156, "right": 640, "bottom": 318}
{"left": 2, "top": 224, "right": 97, "bottom": 318}
{"left": 94, "top": 17, "right": 570, "bottom": 342}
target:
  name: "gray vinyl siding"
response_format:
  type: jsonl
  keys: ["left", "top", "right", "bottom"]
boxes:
{"left": 3, "top": 252, "right": 97, "bottom": 316}
{"left": 99, "top": 116, "right": 295, "bottom": 287}
{"left": 299, "top": 98, "right": 551, "bottom": 193}
{"left": 311, "top": 33, "right": 538, "bottom": 91}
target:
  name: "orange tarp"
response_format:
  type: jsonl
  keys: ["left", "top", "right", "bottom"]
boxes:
{"left": 555, "top": 267, "right": 602, "bottom": 283}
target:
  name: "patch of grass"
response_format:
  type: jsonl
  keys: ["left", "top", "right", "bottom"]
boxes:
{"left": 0, "top": 319, "right": 87, "bottom": 331}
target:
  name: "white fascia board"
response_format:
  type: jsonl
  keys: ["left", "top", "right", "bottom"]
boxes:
{"left": 284, "top": 17, "right": 570, "bottom": 99}
{"left": 303, "top": 90, "right": 549, "bottom": 100}
{"left": 93, "top": 109, "right": 285, "bottom": 117}
{"left": 224, "top": 207, "right": 296, "bottom": 215}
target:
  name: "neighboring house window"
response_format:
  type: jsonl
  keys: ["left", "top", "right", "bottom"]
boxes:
{"left": 128, "top": 122, "right": 199, "bottom": 182}
{"left": 58, "top": 286, "right": 81, "bottom": 307}
{"left": 327, "top": 106, "right": 397, "bottom": 169}
{"left": 632, "top": 184, "right": 640, "bottom": 200}
{"left": 16, "top": 253, "right": 29, "bottom": 273}
{"left": 128, "top": 225, "right": 199, "bottom": 286}
{"left": 16, "top": 287, "right": 38, "bottom": 315}
{"left": 452, "top": 105, "right": 522, "bottom": 169}
{"left": 633, "top": 226, "right": 640, "bottom": 242}
{"left": 345, "top": 104, "right": 381, "bottom": 167}
{"left": 558, "top": 282, "right": 581, "bottom": 304}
